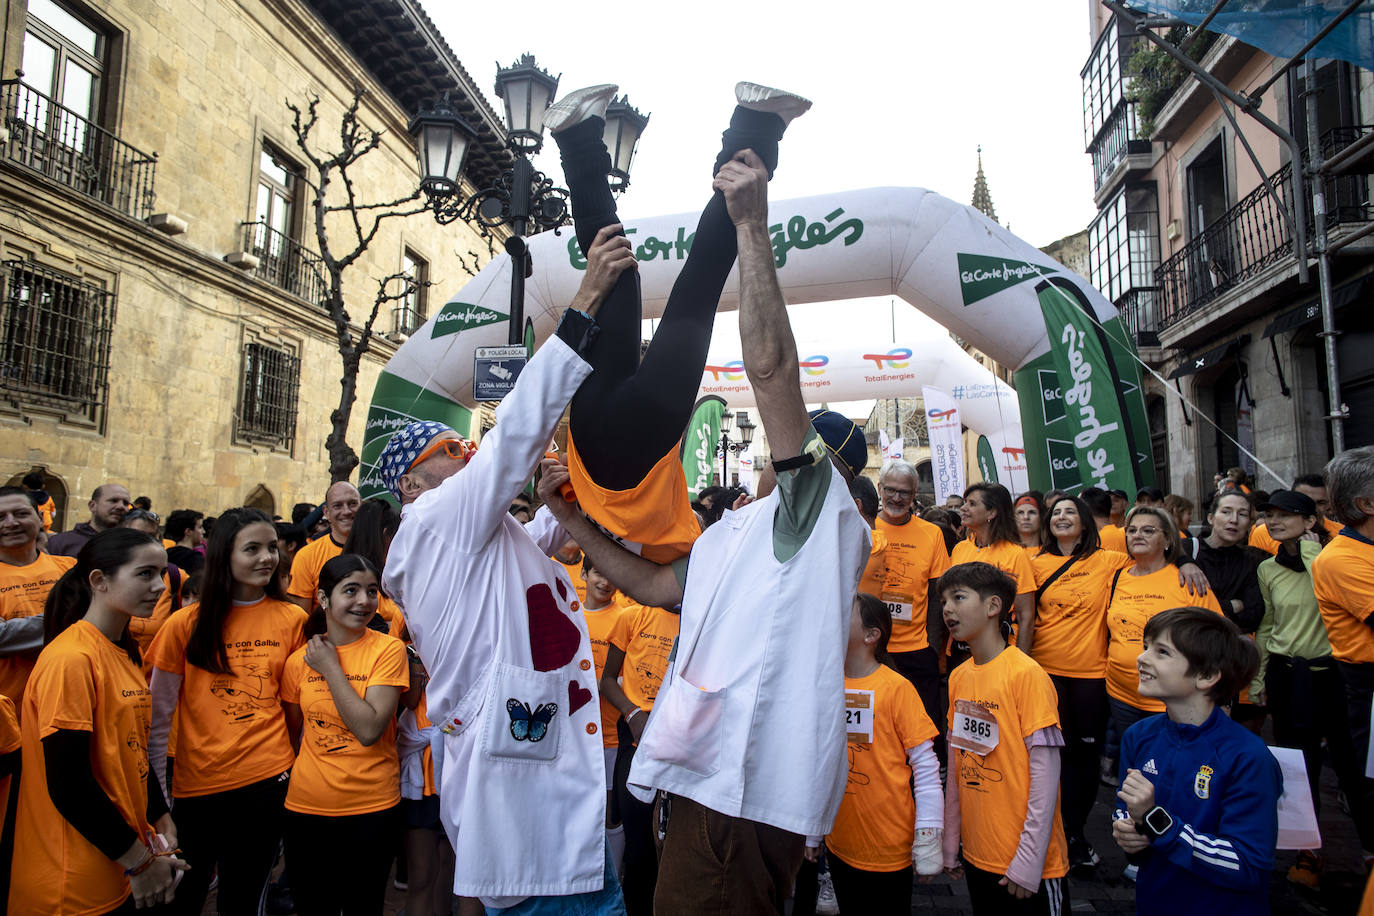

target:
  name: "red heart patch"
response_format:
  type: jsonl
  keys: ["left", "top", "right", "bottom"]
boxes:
{"left": 526, "top": 583, "right": 581, "bottom": 672}
{"left": 555, "top": 577, "right": 568, "bottom": 601}
{"left": 568, "top": 679, "right": 593, "bottom": 715}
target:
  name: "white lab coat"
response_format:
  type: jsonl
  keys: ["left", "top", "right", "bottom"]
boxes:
{"left": 385, "top": 336, "right": 606, "bottom": 904}
{"left": 628, "top": 463, "right": 870, "bottom": 837}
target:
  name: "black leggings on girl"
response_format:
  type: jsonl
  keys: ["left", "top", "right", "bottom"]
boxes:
{"left": 557, "top": 107, "right": 785, "bottom": 490}
{"left": 167, "top": 772, "right": 288, "bottom": 915}
{"left": 284, "top": 805, "right": 403, "bottom": 915}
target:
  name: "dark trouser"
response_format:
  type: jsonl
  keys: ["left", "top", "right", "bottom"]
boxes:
{"left": 284, "top": 805, "right": 402, "bottom": 915}
{"left": 1049, "top": 674, "right": 1108, "bottom": 844}
{"left": 556, "top": 108, "right": 786, "bottom": 490}
{"left": 655, "top": 794, "right": 804, "bottom": 916}
{"left": 827, "top": 851, "right": 912, "bottom": 915}
{"left": 1339, "top": 660, "right": 1374, "bottom": 852}
{"left": 889, "top": 646, "right": 946, "bottom": 761}
{"left": 963, "top": 861, "right": 1068, "bottom": 916}
{"left": 168, "top": 771, "right": 289, "bottom": 916}
{"left": 615, "top": 718, "right": 656, "bottom": 916}
{"left": 1106, "top": 697, "right": 1153, "bottom": 764}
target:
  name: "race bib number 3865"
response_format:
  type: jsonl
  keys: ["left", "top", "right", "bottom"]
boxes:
{"left": 949, "top": 698, "right": 999, "bottom": 755}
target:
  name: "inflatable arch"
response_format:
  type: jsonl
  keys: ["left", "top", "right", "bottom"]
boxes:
{"left": 361, "top": 187, "right": 1154, "bottom": 499}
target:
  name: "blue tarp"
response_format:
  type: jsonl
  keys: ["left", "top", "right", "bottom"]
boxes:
{"left": 1125, "top": 0, "right": 1374, "bottom": 71}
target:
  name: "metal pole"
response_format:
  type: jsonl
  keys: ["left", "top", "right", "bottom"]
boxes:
{"left": 506, "top": 155, "right": 534, "bottom": 346}
{"left": 1305, "top": 58, "right": 1347, "bottom": 451}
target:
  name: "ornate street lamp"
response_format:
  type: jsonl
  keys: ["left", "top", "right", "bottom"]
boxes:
{"left": 718, "top": 410, "right": 755, "bottom": 486}
{"left": 409, "top": 55, "right": 648, "bottom": 350}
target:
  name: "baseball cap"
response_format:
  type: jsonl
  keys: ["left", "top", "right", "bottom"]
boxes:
{"left": 1257, "top": 489, "right": 1317, "bottom": 517}
{"left": 807, "top": 409, "right": 867, "bottom": 477}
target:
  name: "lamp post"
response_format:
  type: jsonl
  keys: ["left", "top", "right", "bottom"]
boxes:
{"left": 408, "top": 55, "right": 648, "bottom": 347}
{"left": 717, "top": 410, "right": 756, "bottom": 487}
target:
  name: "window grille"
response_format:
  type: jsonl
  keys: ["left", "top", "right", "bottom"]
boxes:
{"left": 0, "top": 259, "right": 114, "bottom": 426}
{"left": 236, "top": 340, "right": 299, "bottom": 451}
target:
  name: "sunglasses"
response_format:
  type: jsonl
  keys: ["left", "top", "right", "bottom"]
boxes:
{"left": 408, "top": 436, "right": 477, "bottom": 472}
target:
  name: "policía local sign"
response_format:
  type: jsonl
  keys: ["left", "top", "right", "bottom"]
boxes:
{"left": 473, "top": 346, "right": 527, "bottom": 401}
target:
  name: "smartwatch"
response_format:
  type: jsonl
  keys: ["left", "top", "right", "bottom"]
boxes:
{"left": 1138, "top": 805, "right": 1174, "bottom": 840}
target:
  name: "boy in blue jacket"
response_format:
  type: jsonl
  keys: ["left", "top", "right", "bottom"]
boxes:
{"left": 1113, "top": 607, "right": 1281, "bottom": 915}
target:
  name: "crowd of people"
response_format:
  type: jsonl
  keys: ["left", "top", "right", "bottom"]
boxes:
{"left": 1, "top": 80, "right": 1373, "bottom": 916}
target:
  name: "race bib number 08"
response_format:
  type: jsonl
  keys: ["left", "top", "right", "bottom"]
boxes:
{"left": 949, "top": 698, "right": 999, "bottom": 755}
{"left": 844, "top": 689, "right": 875, "bottom": 744}
{"left": 881, "top": 592, "right": 914, "bottom": 622}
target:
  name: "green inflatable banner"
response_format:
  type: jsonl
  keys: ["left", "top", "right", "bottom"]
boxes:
{"left": 681, "top": 396, "right": 726, "bottom": 499}
{"left": 976, "top": 435, "right": 999, "bottom": 484}
{"left": 1017, "top": 278, "right": 1153, "bottom": 495}
{"left": 359, "top": 371, "right": 474, "bottom": 503}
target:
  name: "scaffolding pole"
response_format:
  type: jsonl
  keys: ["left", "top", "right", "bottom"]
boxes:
{"left": 1305, "top": 57, "right": 1348, "bottom": 450}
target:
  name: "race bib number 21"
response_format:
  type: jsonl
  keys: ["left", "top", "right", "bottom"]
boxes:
{"left": 844, "top": 689, "right": 875, "bottom": 744}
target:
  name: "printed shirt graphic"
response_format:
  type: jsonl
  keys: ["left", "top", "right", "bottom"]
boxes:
{"left": 281, "top": 628, "right": 409, "bottom": 816}
{"left": 0, "top": 552, "right": 77, "bottom": 704}
{"left": 566, "top": 434, "right": 701, "bottom": 565}
{"left": 11, "top": 621, "right": 152, "bottom": 915}
{"left": 827, "top": 664, "right": 938, "bottom": 872}
{"left": 1030, "top": 550, "right": 1132, "bottom": 678}
{"left": 947, "top": 646, "right": 1068, "bottom": 879}
{"left": 151, "top": 597, "right": 307, "bottom": 797}
{"left": 1312, "top": 532, "right": 1374, "bottom": 664}
{"left": 609, "top": 602, "right": 680, "bottom": 712}
{"left": 859, "top": 528, "right": 889, "bottom": 598}
{"left": 950, "top": 539, "right": 1036, "bottom": 594}
{"left": 583, "top": 594, "right": 628, "bottom": 748}
{"left": 1106, "top": 566, "right": 1223, "bottom": 711}
{"left": 287, "top": 535, "right": 345, "bottom": 608}
{"left": 875, "top": 515, "right": 951, "bottom": 652}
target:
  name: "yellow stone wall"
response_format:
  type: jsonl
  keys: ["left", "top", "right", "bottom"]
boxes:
{"left": 0, "top": 0, "right": 498, "bottom": 529}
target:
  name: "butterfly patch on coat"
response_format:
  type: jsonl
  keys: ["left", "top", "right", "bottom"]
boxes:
{"left": 507, "top": 698, "right": 558, "bottom": 742}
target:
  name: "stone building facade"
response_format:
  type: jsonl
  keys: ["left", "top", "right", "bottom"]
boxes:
{"left": 1082, "top": 2, "right": 1373, "bottom": 504}
{"left": 0, "top": 0, "right": 505, "bottom": 527}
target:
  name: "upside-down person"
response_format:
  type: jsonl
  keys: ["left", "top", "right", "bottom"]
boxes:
{"left": 538, "top": 148, "right": 871, "bottom": 916}
{"left": 377, "top": 225, "right": 637, "bottom": 914}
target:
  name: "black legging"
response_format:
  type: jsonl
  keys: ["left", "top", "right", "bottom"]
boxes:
{"left": 556, "top": 107, "right": 786, "bottom": 491}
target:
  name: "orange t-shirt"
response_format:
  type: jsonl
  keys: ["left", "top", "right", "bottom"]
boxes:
{"left": 1313, "top": 531, "right": 1374, "bottom": 665}
{"left": 413, "top": 693, "right": 437, "bottom": 796}
{"left": 0, "top": 694, "right": 17, "bottom": 835}
{"left": 875, "top": 515, "right": 951, "bottom": 652}
{"left": 947, "top": 646, "right": 1068, "bottom": 879}
{"left": 129, "top": 566, "right": 182, "bottom": 679}
{"left": 1098, "top": 524, "right": 1128, "bottom": 554}
{"left": 1249, "top": 517, "right": 1342, "bottom": 554}
{"left": 858, "top": 529, "right": 889, "bottom": 598}
{"left": 287, "top": 535, "right": 345, "bottom": 608}
{"left": 609, "top": 602, "right": 680, "bottom": 712}
{"left": 376, "top": 594, "right": 404, "bottom": 637}
{"left": 1106, "top": 565, "right": 1223, "bottom": 710}
{"left": 0, "top": 551, "right": 77, "bottom": 704}
{"left": 36, "top": 497, "right": 55, "bottom": 533}
{"left": 281, "top": 628, "right": 409, "bottom": 816}
{"left": 566, "top": 435, "right": 700, "bottom": 565}
{"left": 584, "top": 594, "right": 627, "bottom": 749}
{"left": 827, "top": 664, "right": 939, "bottom": 872}
{"left": 150, "top": 596, "right": 307, "bottom": 797}
{"left": 9, "top": 621, "right": 152, "bottom": 915}
{"left": 1030, "top": 549, "right": 1132, "bottom": 679}
{"left": 557, "top": 556, "right": 589, "bottom": 607}
{"left": 950, "top": 539, "right": 1036, "bottom": 595}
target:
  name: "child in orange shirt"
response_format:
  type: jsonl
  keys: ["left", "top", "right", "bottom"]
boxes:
{"left": 282, "top": 554, "right": 409, "bottom": 915}
{"left": 582, "top": 556, "right": 628, "bottom": 875}
{"left": 818, "top": 594, "right": 943, "bottom": 914}
{"left": 940, "top": 562, "right": 1070, "bottom": 914}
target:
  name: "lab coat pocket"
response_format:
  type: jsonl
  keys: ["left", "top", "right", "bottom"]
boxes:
{"left": 649, "top": 676, "right": 724, "bottom": 777}
{"left": 482, "top": 662, "right": 563, "bottom": 764}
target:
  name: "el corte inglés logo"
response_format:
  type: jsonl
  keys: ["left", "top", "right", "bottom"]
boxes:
{"left": 957, "top": 253, "right": 1058, "bottom": 306}
{"left": 430, "top": 302, "right": 507, "bottom": 340}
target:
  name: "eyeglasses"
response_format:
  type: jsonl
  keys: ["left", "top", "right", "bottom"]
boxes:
{"left": 882, "top": 486, "right": 914, "bottom": 500}
{"left": 408, "top": 436, "right": 477, "bottom": 472}
{"left": 1124, "top": 525, "right": 1162, "bottom": 537}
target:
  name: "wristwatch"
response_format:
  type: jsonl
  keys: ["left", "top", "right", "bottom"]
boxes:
{"left": 1138, "top": 805, "right": 1174, "bottom": 840}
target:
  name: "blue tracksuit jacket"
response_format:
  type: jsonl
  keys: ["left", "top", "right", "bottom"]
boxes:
{"left": 1116, "top": 706, "right": 1281, "bottom": 915}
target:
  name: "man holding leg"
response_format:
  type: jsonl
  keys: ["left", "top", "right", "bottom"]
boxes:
{"left": 540, "top": 149, "right": 871, "bottom": 914}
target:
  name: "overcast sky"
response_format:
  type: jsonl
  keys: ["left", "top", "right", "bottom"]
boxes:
{"left": 422, "top": 0, "right": 1100, "bottom": 418}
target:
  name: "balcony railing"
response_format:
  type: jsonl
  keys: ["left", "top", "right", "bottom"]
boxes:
{"left": 1090, "top": 100, "right": 1150, "bottom": 192}
{"left": 1116, "top": 286, "right": 1163, "bottom": 348}
{"left": 393, "top": 305, "right": 424, "bottom": 337}
{"left": 1, "top": 80, "right": 157, "bottom": 220}
{"left": 242, "top": 221, "right": 326, "bottom": 306}
{"left": 1155, "top": 128, "right": 1372, "bottom": 329}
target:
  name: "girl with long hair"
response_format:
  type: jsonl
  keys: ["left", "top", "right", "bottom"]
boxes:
{"left": 147, "top": 507, "right": 307, "bottom": 915}
{"left": 952, "top": 483, "right": 1036, "bottom": 651}
{"left": 281, "top": 554, "right": 408, "bottom": 914}
{"left": 342, "top": 498, "right": 404, "bottom": 636}
{"left": 10, "top": 529, "right": 189, "bottom": 913}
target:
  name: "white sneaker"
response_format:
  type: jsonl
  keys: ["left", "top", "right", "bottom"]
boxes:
{"left": 1123, "top": 863, "right": 1139, "bottom": 882}
{"left": 545, "top": 84, "right": 619, "bottom": 134}
{"left": 735, "top": 82, "right": 812, "bottom": 126}
{"left": 815, "top": 869, "right": 839, "bottom": 915}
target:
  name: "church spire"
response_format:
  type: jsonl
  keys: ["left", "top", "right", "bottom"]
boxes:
{"left": 971, "top": 145, "right": 998, "bottom": 224}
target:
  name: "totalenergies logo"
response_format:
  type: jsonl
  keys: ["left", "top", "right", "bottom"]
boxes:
{"left": 928, "top": 408, "right": 957, "bottom": 421}
{"left": 1001, "top": 447, "right": 1027, "bottom": 461}
{"left": 704, "top": 361, "right": 746, "bottom": 381}
{"left": 799, "top": 355, "right": 829, "bottom": 376}
{"left": 862, "top": 347, "right": 912, "bottom": 369}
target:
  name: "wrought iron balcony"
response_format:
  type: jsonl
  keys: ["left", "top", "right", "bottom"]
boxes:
{"left": 1090, "top": 100, "right": 1151, "bottom": 193}
{"left": 1155, "top": 129, "right": 1372, "bottom": 330}
{"left": 1116, "top": 286, "right": 1163, "bottom": 348}
{"left": 392, "top": 304, "right": 424, "bottom": 337}
{"left": 1, "top": 80, "right": 157, "bottom": 220}
{"left": 242, "top": 221, "right": 326, "bottom": 306}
